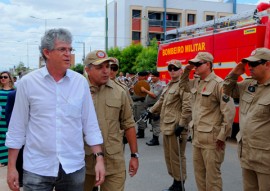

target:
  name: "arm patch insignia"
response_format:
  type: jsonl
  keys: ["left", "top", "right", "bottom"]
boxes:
{"left": 222, "top": 94, "right": 230, "bottom": 103}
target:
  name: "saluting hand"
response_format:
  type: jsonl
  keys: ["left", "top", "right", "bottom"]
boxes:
{"left": 232, "top": 62, "right": 246, "bottom": 76}
{"left": 185, "top": 64, "right": 195, "bottom": 70}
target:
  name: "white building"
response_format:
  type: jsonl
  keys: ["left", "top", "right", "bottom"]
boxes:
{"left": 107, "top": 0, "right": 256, "bottom": 48}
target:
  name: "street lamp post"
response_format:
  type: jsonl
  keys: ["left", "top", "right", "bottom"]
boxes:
{"left": 30, "top": 16, "right": 62, "bottom": 32}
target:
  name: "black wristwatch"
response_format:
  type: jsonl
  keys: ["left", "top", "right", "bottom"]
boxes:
{"left": 131, "top": 152, "right": 139, "bottom": 158}
{"left": 94, "top": 152, "right": 104, "bottom": 159}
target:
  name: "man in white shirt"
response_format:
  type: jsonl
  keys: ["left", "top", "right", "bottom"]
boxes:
{"left": 5, "top": 28, "right": 105, "bottom": 191}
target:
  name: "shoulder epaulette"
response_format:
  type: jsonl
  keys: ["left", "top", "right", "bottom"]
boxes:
{"left": 214, "top": 75, "right": 223, "bottom": 83}
{"left": 114, "top": 80, "right": 127, "bottom": 91}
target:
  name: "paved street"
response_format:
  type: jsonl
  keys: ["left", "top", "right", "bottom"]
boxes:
{"left": 124, "top": 128, "right": 242, "bottom": 191}
{"left": 0, "top": 128, "right": 242, "bottom": 191}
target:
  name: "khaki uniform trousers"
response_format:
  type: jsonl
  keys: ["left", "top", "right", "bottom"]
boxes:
{"left": 193, "top": 146, "right": 225, "bottom": 191}
{"left": 163, "top": 133, "right": 187, "bottom": 181}
{"left": 84, "top": 171, "right": 126, "bottom": 191}
{"left": 242, "top": 168, "right": 270, "bottom": 191}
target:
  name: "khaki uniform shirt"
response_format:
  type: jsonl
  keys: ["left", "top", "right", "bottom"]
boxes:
{"left": 85, "top": 79, "right": 135, "bottom": 175}
{"left": 150, "top": 78, "right": 192, "bottom": 135}
{"left": 181, "top": 69, "right": 235, "bottom": 149}
{"left": 113, "top": 79, "right": 133, "bottom": 108}
{"left": 223, "top": 73, "right": 270, "bottom": 174}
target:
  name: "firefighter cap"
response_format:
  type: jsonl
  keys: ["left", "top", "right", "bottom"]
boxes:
{"left": 151, "top": 71, "right": 159, "bottom": 77}
{"left": 138, "top": 71, "right": 149, "bottom": 76}
{"left": 167, "top": 59, "right": 182, "bottom": 68}
{"left": 189, "top": 52, "right": 214, "bottom": 63}
{"left": 110, "top": 57, "right": 119, "bottom": 66}
{"left": 242, "top": 48, "right": 270, "bottom": 62}
{"left": 84, "top": 50, "right": 114, "bottom": 65}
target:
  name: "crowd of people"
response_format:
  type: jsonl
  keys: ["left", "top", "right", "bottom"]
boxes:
{"left": 1, "top": 28, "right": 270, "bottom": 191}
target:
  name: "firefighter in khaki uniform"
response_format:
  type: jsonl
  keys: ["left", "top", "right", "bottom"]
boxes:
{"left": 181, "top": 52, "right": 235, "bottom": 191}
{"left": 149, "top": 60, "right": 192, "bottom": 191}
{"left": 223, "top": 48, "right": 270, "bottom": 191}
{"left": 83, "top": 50, "right": 139, "bottom": 191}
{"left": 109, "top": 57, "right": 133, "bottom": 108}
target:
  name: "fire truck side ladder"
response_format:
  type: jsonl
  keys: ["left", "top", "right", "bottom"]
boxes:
{"left": 163, "top": 8, "right": 270, "bottom": 44}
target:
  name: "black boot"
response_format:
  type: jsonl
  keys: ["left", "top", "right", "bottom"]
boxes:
{"left": 162, "top": 179, "right": 185, "bottom": 191}
{"left": 92, "top": 187, "right": 99, "bottom": 191}
{"left": 146, "top": 135, "right": 159, "bottom": 146}
{"left": 136, "top": 129, "right": 144, "bottom": 138}
{"left": 187, "top": 135, "right": 192, "bottom": 142}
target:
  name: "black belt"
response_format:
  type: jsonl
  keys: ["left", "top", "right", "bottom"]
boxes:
{"left": 133, "top": 98, "right": 145, "bottom": 102}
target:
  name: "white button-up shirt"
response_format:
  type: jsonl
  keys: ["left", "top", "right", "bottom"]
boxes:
{"left": 6, "top": 66, "right": 103, "bottom": 176}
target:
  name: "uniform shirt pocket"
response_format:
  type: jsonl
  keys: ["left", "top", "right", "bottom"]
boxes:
{"left": 166, "top": 89, "right": 177, "bottom": 104}
{"left": 105, "top": 99, "right": 121, "bottom": 120}
{"left": 201, "top": 91, "right": 213, "bottom": 107}
{"left": 240, "top": 93, "right": 254, "bottom": 114}
{"left": 254, "top": 99, "right": 270, "bottom": 118}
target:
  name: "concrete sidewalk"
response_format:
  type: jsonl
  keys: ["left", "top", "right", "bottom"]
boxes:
{"left": 0, "top": 166, "right": 10, "bottom": 191}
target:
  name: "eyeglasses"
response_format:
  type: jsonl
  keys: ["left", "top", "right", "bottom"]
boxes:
{"left": 110, "top": 65, "right": 119, "bottom": 72}
{"left": 190, "top": 61, "right": 207, "bottom": 67}
{"left": 168, "top": 66, "right": 180, "bottom": 72}
{"left": 0, "top": 76, "right": 9, "bottom": 79}
{"left": 53, "top": 47, "right": 75, "bottom": 53}
{"left": 246, "top": 60, "right": 267, "bottom": 68}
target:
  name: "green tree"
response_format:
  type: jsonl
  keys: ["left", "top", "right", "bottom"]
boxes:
{"left": 134, "top": 39, "right": 158, "bottom": 72}
{"left": 107, "top": 46, "right": 122, "bottom": 58}
{"left": 14, "top": 62, "right": 29, "bottom": 76}
{"left": 107, "top": 39, "right": 158, "bottom": 74}
{"left": 70, "top": 64, "right": 84, "bottom": 75}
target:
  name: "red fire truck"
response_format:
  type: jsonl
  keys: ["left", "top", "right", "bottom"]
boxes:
{"left": 156, "top": 3, "right": 270, "bottom": 138}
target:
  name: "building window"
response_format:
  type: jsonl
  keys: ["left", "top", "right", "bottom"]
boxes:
{"left": 187, "top": 13, "right": 196, "bottom": 25}
{"left": 132, "top": 10, "right": 141, "bottom": 18}
{"left": 166, "top": 13, "right": 180, "bottom": 27}
{"left": 206, "top": 15, "right": 215, "bottom": 21}
{"left": 132, "top": 31, "right": 141, "bottom": 40}
{"left": 166, "top": 14, "right": 178, "bottom": 21}
{"left": 148, "top": 12, "right": 161, "bottom": 20}
{"left": 149, "top": 33, "right": 164, "bottom": 41}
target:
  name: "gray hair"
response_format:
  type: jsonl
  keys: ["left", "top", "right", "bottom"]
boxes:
{"left": 39, "top": 28, "right": 72, "bottom": 61}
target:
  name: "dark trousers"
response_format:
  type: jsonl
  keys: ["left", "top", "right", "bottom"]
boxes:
{"left": 16, "top": 146, "right": 24, "bottom": 185}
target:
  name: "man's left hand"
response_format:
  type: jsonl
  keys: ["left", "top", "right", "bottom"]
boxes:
{"left": 129, "top": 158, "right": 139, "bottom": 177}
{"left": 216, "top": 140, "right": 225, "bottom": 151}
{"left": 94, "top": 157, "right": 106, "bottom": 186}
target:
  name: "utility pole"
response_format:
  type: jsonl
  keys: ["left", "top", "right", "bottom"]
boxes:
{"left": 105, "top": 0, "right": 108, "bottom": 52}
{"left": 163, "top": 0, "right": 167, "bottom": 41}
{"left": 27, "top": 42, "right": 29, "bottom": 68}
{"left": 76, "top": 42, "right": 86, "bottom": 62}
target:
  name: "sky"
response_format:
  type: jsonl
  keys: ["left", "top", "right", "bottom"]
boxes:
{"left": 0, "top": 0, "right": 267, "bottom": 71}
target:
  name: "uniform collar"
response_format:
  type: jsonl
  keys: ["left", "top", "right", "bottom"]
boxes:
{"left": 89, "top": 79, "right": 113, "bottom": 91}
{"left": 202, "top": 71, "right": 215, "bottom": 82}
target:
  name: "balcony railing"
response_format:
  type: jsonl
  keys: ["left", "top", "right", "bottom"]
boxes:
{"left": 166, "top": 21, "right": 180, "bottom": 27}
{"left": 148, "top": 19, "right": 180, "bottom": 28}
